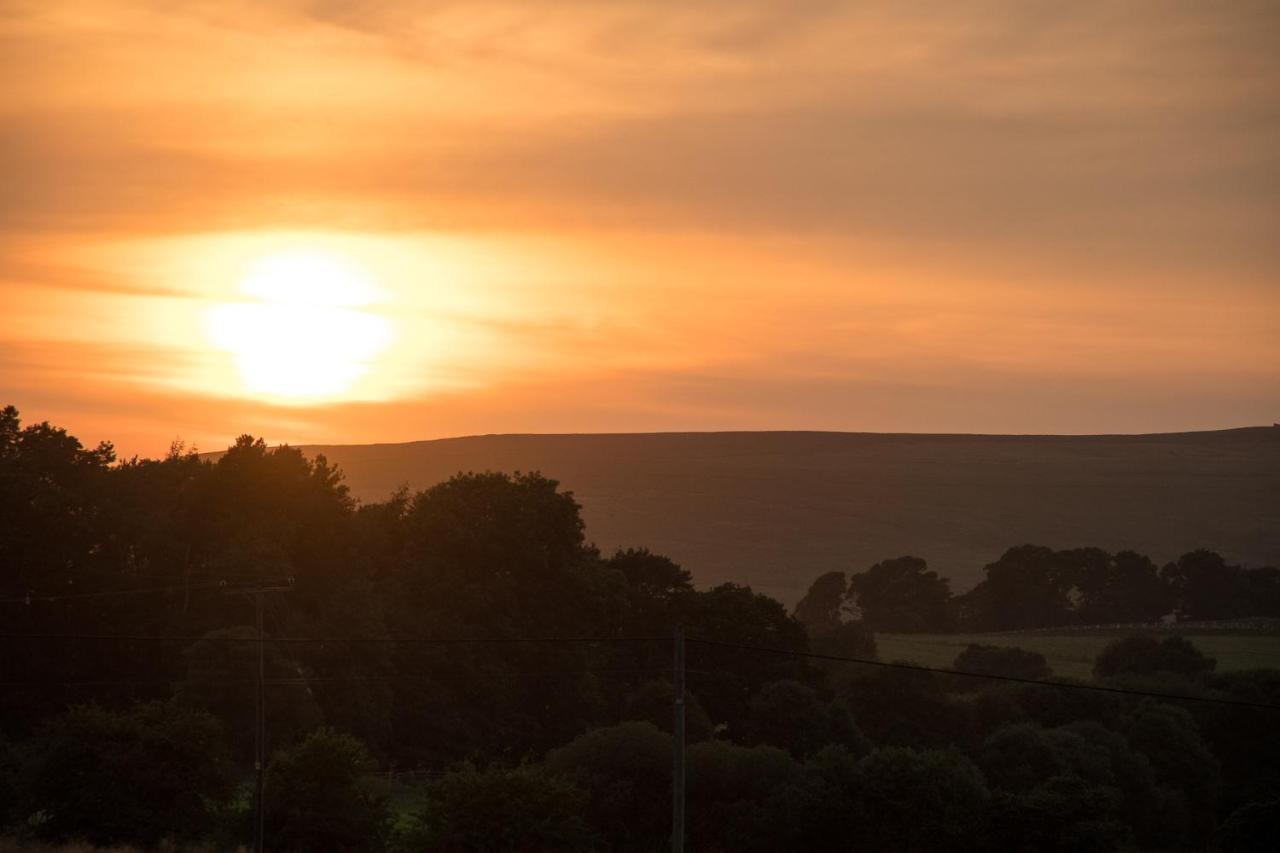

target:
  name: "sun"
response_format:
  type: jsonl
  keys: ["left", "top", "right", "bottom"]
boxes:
{"left": 204, "top": 250, "right": 394, "bottom": 400}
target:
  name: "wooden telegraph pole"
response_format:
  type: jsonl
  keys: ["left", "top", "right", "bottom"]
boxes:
{"left": 672, "top": 624, "right": 686, "bottom": 853}
{"left": 225, "top": 580, "right": 293, "bottom": 853}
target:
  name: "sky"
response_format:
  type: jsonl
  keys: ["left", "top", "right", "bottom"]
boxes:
{"left": 2, "top": 0, "right": 1278, "bottom": 457}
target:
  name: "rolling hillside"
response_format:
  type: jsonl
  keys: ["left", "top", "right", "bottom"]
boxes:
{"left": 293, "top": 427, "right": 1280, "bottom": 605}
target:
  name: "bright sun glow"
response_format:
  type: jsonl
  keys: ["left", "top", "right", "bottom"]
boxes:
{"left": 204, "top": 250, "right": 394, "bottom": 400}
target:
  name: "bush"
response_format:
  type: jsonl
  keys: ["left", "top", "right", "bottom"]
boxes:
{"left": 1093, "top": 635, "right": 1216, "bottom": 681}
{"left": 20, "top": 700, "right": 235, "bottom": 847}
{"left": 398, "top": 765, "right": 594, "bottom": 853}
{"left": 544, "top": 722, "right": 671, "bottom": 850}
{"left": 1218, "top": 797, "right": 1280, "bottom": 853}
{"left": 621, "top": 681, "right": 713, "bottom": 742}
{"left": 953, "top": 644, "right": 1051, "bottom": 682}
{"left": 687, "top": 740, "right": 809, "bottom": 853}
{"left": 854, "top": 747, "right": 989, "bottom": 852}
{"left": 745, "top": 680, "right": 868, "bottom": 759}
{"left": 264, "top": 728, "right": 388, "bottom": 853}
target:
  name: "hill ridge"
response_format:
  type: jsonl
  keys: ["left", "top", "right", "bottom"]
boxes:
{"left": 240, "top": 427, "right": 1280, "bottom": 605}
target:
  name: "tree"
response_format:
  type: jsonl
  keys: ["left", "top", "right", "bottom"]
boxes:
{"left": 745, "top": 680, "right": 869, "bottom": 759}
{"left": 1243, "top": 566, "right": 1280, "bottom": 618}
{"left": 1218, "top": 797, "right": 1280, "bottom": 853}
{"left": 622, "top": 680, "right": 713, "bottom": 742}
{"left": 687, "top": 740, "right": 810, "bottom": 853}
{"left": 954, "top": 644, "right": 1051, "bottom": 682}
{"left": 847, "top": 556, "right": 953, "bottom": 632}
{"left": 793, "top": 571, "right": 848, "bottom": 637}
{"left": 21, "top": 700, "right": 235, "bottom": 846}
{"left": 839, "top": 665, "right": 973, "bottom": 749}
{"left": 400, "top": 764, "right": 595, "bottom": 853}
{"left": 984, "top": 775, "right": 1126, "bottom": 853}
{"left": 853, "top": 747, "right": 989, "bottom": 852}
{"left": 1123, "top": 703, "right": 1220, "bottom": 849}
{"left": 181, "top": 626, "right": 323, "bottom": 762}
{"left": 544, "top": 722, "right": 672, "bottom": 850}
{"left": 1069, "top": 548, "right": 1170, "bottom": 624}
{"left": 1162, "top": 550, "right": 1248, "bottom": 620}
{"left": 264, "top": 728, "right": 389, "bottom": 853}
{"left": 678, "top": 583, "right": 809, "bottom": 730}
{"left": 959, "top": 546, "right": 1075, "bottom": 631}
{"left": 1093, "top": 635, "right": 1216, "bottom": 681}
{"left": 391, "top": 471, "right": 602, "bottom": 762}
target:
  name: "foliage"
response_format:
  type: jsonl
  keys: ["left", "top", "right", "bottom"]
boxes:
{"left": 792, "top": 571, "right": 847, "bottom": 636}
{"left": 686, "top": 740, "right": 808, "bottom": 853}
{"left": 1093, "top": 635, "right": 1217, "bottom": 680}
{"left": 1123, "top": 703, "right": 1221, "bottom": 849}
{"left": 398, "top": 765, "right": 595, "bottom": 853}
{"left": 544, "top": 722, "right": 671, "bottom": 851}
{"left": 1217, "top": 797, "right": 1280, "bottom": 853}
{"left": 19, "top": 700, "right": 234, "bottom": 847}
{"left": 180, "top": 627, "right": 323, "bottom": 764}
{"left": 1, "top": 406, "right": 1277, "bottom": 852}
{"left": 264, "top": 728, "right": 389, "bottom": 853}
{"left": 620, "top": 681, "right": 713, "bottom": 742}
{"left": 847, "top": 557, "right": 953, "bottom": 632}
{"left": 954, "top": 644, "right": 1051, "bottom": 682}
{"left": 852, "top": 747, "right": 989, "bottom": 853}
{"left": 959, "top": 545, "right": 1076, "bottom": 631}
{"left": 744, "top": 680, "right": 868, "bottom": 759}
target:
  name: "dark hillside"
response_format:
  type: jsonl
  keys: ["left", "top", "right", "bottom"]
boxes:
{"left": 285, "top": 427, "right": 1280, "bottom": 603}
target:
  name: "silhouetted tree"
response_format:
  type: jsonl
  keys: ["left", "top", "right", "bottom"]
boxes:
{"left": 954, "top": 644, "right": 1051, "bottom": 682}
{"left": 264, "top": 728, "right": 389, "bottom": 853}
{"left": 21, "top": 700, "right": 234, "bottom": 846}
{"left": 793, "top": 571, "right": 848, "bottom": 636}
{"left": 1162, "top": 550, "right": 1248, "bottom": 620}
{"left": 854, "top": 747, "right": 989, "bottom": 852}
{"left": 1093, "top": 635, "right": 1216, "bottom": 681}
{"left": 687, "top": 740, "right": 809, "bottom": 853}
{"left": 1069, "top": 548, "right": 1170, "bottom": 624}
{"left": 544, "top": 722, "right": 672, "bottom": 851}
{"left": 960, "top": 546, "right": 1075, "bottom": 631}
{"left": 622, "top": 680, "right": 713, "bottom": 741}
{"left": 181, "top": 626, "right": 323, "bottom": 763}
{"left": 1218, "top": 797, "right": 1280, "bottom": 853}
{"left": 1124, "top": 703, "right": 1220, "bottom": 848}
{"left": 848, "top": 556, "right": 953, "bottom": 632}
{"left": 745, "top": 680, "right": 869, "bottom": 759}
{"left": 401, "top": 764, "right": 595, "bottom": 853}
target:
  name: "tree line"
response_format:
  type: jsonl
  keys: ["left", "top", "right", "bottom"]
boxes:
{"left": 1, "top": 404, "right": 1278, "bottom": 852}
{"left": 794, "top": 547, "right": 1280, "bottom": 637}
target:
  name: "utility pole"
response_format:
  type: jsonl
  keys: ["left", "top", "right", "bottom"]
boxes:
{"left": 225, "top": 580, "right": 292, "bottom": 853}
{"left": 672, "top": 624, "right": 686, "bottom": 853}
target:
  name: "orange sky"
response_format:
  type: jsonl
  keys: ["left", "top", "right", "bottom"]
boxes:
{"left": 2, "top": 1, "right": 1278, "bottom": 457}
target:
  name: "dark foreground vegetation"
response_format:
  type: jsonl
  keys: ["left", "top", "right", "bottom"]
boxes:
{"left": 2, "top": 405, "right": 1278, "bottom": 852}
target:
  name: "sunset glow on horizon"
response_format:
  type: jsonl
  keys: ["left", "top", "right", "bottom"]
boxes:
{"left": 2, "top": 1, "right": 1277, "bottom": 457}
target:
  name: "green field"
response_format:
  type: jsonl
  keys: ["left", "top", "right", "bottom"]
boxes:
{"left": 877, "top": 630, "right": 1280, "bottom": 680}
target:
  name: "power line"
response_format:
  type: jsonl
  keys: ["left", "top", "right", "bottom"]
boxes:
{"left": 686, "top": 637, "right": 1280, "bottom": 711}
{"left": 0, "top": 667, "right": 671, "bottom": 690}
{"left": 0, "top": 631, "right": 671, "bottom": 646}
{"left": 3, "top": 629, "right": 1278, "bottom": 710}
{"left": 0, "top": 579, "right": 293, "bottom": 605}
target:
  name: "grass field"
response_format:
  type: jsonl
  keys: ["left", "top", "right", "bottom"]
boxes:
{"left": 877, "top": 630, "right": 1280, "bottom": 680}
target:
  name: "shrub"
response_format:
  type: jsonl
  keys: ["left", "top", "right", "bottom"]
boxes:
{"left": 398, "top": 765, "right": 594, "bottom": 853}
{"left": 20, "top": 700, "right": 235, "bottom": 847}
{"left": 264, "top": 728, "right": 388, "bottom": 853}
{"left": 1093, "top": 635, "right": 1216, "bottom": 680}
{"left": 954, "top": 644, "right": 1051, "bottom": 682}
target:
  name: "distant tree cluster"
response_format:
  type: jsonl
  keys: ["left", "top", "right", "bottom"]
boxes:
{"left": 795, "top": 543, "right": 1280, "bottom": 635}
{"left": 1, "top": 404, "right": 1278, "bottom": 852}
